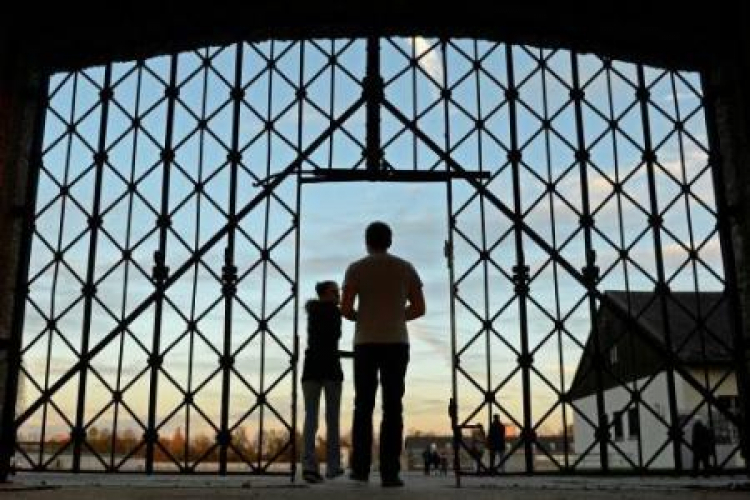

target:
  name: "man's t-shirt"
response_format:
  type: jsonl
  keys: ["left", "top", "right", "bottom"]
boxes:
{"left": 343, "top": 252, "right": 422, "bottom": 345}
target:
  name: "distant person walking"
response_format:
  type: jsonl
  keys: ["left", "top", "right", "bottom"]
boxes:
{"left": 691, "top": 417, "right": 715, "bottom": 477}
{"left": 422, "top": 445, "right": 432, "bottom": 476}
{"left": 488, "top": 414, "right": 507, "bottom": 473}
{"left": 439, "top": 447, "right": 449, "bottom": 476}
{"left": 470, "top": 424, "right": 486, "bottom": 474}
{"left": 341, "top": 221, "right": 426, "bottom": 488}
{"left": 301, "top": 281, "right": 344, "bottom": 483}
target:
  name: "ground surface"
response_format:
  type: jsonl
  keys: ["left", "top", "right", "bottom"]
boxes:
{"left": 1, "top": 472, "right": 748, "bottom": 499}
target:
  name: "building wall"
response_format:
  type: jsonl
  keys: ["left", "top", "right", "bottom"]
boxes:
{"left": 573, "top": 370, "right": 743, "bottom": 470}
{"left": 680, "top": 368, "right": 738, "bottom": 411}
{"left": 573, "top": 372, "right": 674, "bottom": 469}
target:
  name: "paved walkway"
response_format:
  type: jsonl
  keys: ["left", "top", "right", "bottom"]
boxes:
{"left": 1, "top": 472, "right": 748, "bottom": 499}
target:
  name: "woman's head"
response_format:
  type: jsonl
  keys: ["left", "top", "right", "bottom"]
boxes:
{"left": 315, "top": 280, "right": 340, "bottom": 304}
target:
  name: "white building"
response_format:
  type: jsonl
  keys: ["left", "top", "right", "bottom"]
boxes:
{"left": 569, "top": 291, "right": 743, "bottom": 470}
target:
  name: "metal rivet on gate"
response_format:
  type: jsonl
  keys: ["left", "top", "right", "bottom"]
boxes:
{"left": 161, "top": 148, "right": 175, "bottom": 162}
{"left": 507, "top": 149, "right": 522, "bottom": 163}
{"left": 94, "top": 152, "right": 108, "bottom": 165}
{"left": 87, "top": 215, "right": 103, "bottom": 228}
{"left": 230, "top": 87, "right": 245, "bottom": 101}
{"left": 149, "top": 354, "right": 163, "bottom": 368}
{"left": 100, "top": 87, "right": 114, "bottom": 101}
{"left": 641, "top": 150, "right": 657, "bottom": 163}
{"left": 157, "top": 215, "right": 172, "bottom": 228}
{"left": 647, "top": 213, "right": 663, "bottom": 227}
{"left": 164, "top": 85, "right": 180, "bottom": 99}
{"left": 227, "top": 151, "right": 242, "bottom": 163}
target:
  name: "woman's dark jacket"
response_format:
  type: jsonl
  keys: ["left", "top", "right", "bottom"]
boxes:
{"left": 301, "top": 300, "right": 343, "bottom": 382}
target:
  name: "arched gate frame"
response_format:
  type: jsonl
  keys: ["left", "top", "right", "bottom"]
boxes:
{"left": 3, "top": 36, "right": 748, "bottom": 479}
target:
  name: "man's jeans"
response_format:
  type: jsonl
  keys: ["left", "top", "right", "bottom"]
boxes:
{"left": 351, "top": 343, "right": 409, "bottom": 479}
{"left": 302, "top": 380, "right": 342, "bottom": 474}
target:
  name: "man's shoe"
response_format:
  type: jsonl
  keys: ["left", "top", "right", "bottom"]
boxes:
{"left": 325, "top": 468, "right": 345, "bottom": 479}
{"left": 381, "top": 477, "right": 404, "bottom": 487}
{"left": 349, "top": 471, "right": 369, "bottom": 483}
{"left": 302, "top": 470, "right": 324, "bottom": 484}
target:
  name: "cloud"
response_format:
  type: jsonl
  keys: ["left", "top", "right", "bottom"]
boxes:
{"left": 410, "top": 37, "right": 444, "bottom": 85}
{"left": 409, "top": 322, "right": 451, "bottom": 365}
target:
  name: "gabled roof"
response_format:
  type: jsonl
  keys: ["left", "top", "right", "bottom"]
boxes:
{"left": 568, "top": 291, "right": 735, "bottom": 400}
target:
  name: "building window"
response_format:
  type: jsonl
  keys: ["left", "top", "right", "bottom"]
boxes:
{"left": 609, "top": 345, "right": 618, "bottom": 365}
{"left": 613, "top": 412, "right": 624, "bottom": 440}
{"left": 715, "top": 395, "right": 740, "bottom": 444}
{"left": 628, "top": 407, "right": 640, "bottom": 438}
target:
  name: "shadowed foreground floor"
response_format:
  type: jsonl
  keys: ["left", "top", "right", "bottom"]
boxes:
{"left": 1, "top": 473, "right": 748, "bottom": 499}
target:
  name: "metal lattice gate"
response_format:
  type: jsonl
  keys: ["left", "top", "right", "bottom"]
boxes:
{"left": 7, "top": 36, "right": 748, "bottom": 478}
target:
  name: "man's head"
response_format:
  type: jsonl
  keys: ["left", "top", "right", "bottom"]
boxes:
{"left": 365, "top": 221, "right": 392, "bottom": 253}
{"left": 493, "top": 414, "right": 501, "bottom": 423}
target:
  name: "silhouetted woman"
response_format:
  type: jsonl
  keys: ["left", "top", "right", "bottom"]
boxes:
{"left": 301, "top": 281, "right": 344, "bottom": 483}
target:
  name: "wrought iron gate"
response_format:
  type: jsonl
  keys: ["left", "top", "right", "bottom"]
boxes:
{"left": 7, "top": 36, "right": 748, "bottom": 478}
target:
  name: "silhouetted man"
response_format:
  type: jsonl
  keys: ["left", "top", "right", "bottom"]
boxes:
{"left": 488, "top": 414, "right": 506, "bottom": 473}
{"left": 341, "top": 221, "right": 425, "bottom": 488}
{"left": 691, "top": 417, "right": 714, "bottom": 477}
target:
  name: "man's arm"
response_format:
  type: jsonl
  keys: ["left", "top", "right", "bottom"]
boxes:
{"left": 340, "top": 284, "right": 357, "bottom": 321}
{"left": 405, "top": 282, "right": 426, "bottom": 321}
